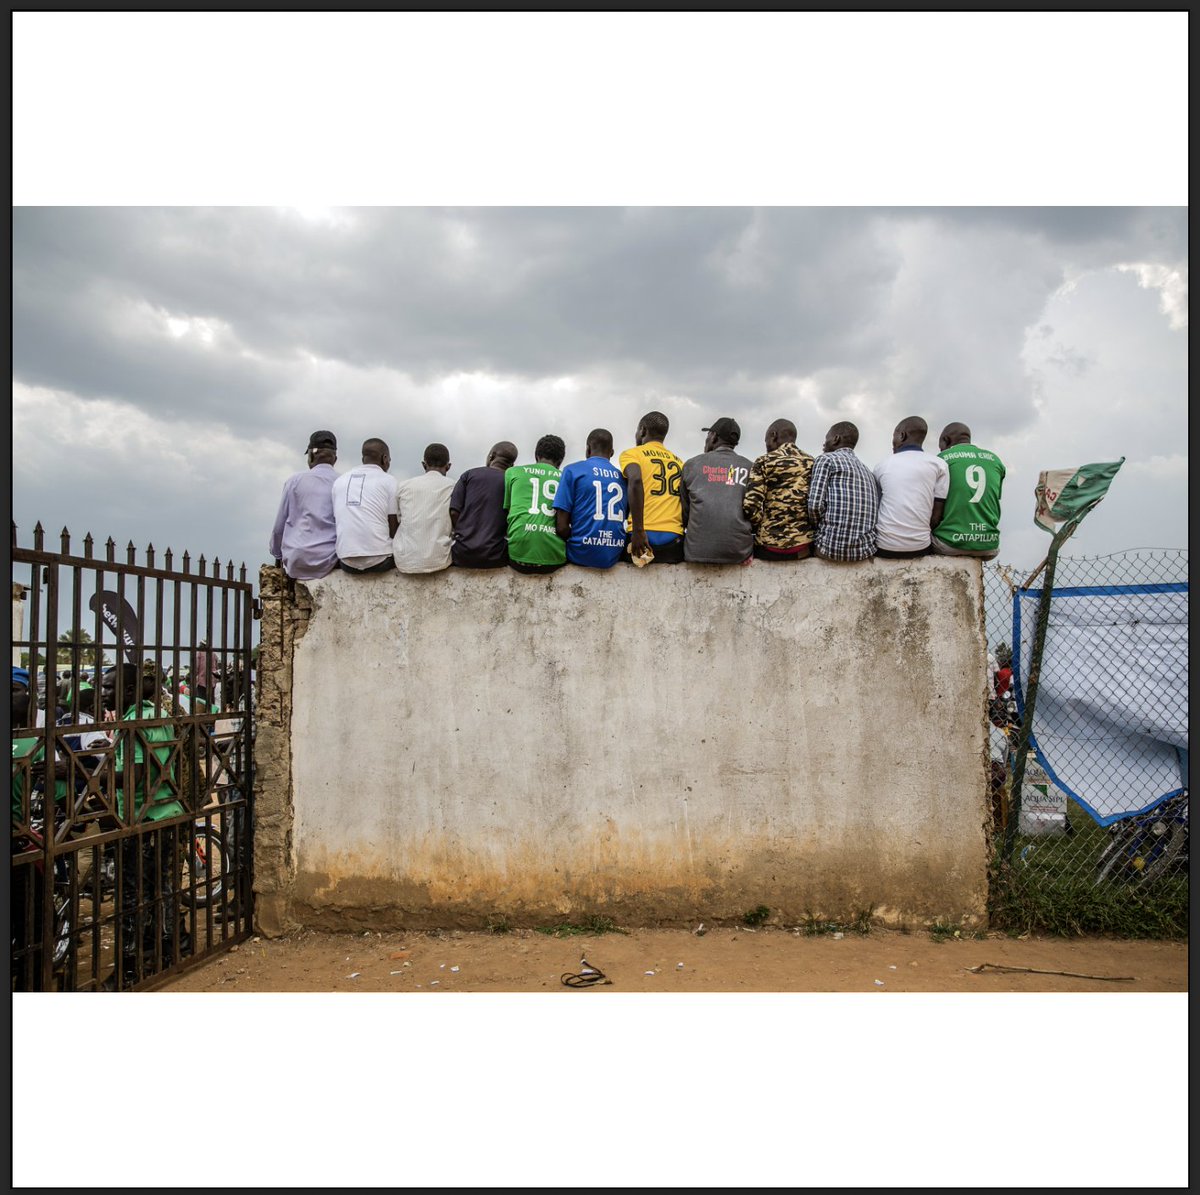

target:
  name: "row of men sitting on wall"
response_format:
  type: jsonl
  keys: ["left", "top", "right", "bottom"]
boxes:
{"left": 269, "top": 412, "right": 1005, "bottom": 577}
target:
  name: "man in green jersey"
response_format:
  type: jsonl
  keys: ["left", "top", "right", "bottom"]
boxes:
{"left": 504, "top": 434, "right": 567, "bottom": 574}
{"left": 102, "top": 663, "right": 189, "bottom": 985}
{"left": 11, "top": 668, "right": 58, "bottom": 989}
{"left": 932, "top": 422, "right": 1006, "bottom": 560}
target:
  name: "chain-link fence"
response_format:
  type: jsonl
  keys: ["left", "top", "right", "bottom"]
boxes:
{"left": 982, "top": 549, "right": 1188, "bottom": 936}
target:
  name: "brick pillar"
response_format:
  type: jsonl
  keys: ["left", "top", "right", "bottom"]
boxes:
{"left": 252, "top": 567, "right": 312, "bottom": 936}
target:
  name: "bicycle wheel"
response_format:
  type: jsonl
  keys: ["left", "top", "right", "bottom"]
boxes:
{"left": 180, "top": 825, "right": 229, "bottom": 908}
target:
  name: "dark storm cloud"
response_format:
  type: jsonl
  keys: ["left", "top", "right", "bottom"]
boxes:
{"left": 11, "top": 207, "right": 910, "bottom": 406}
{"left": 15, "top": 207, "right": 1185, "bottom": 412}
{"left": 897, "top": 206, "right": 1187, "bottom": 258}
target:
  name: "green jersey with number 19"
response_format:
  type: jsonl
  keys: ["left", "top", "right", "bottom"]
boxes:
{"left": 504, "top": 463, "right": 567, "bottom": 567}
{"left": 934, "top": 444, "right": 1005, "bottom": 554}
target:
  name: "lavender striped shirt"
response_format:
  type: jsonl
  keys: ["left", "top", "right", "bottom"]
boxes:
{"left": 268, "top": 463, "right": 339, "bottom": 580}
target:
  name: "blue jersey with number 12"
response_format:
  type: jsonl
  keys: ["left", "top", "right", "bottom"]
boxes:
{"left": 553, "top": 457, "right": 628, "bottom": 568}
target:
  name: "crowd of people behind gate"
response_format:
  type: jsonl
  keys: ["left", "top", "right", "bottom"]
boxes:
{"left": 269, "top": 412, "right": 1005, "bottom": 581}
{"left": 11, "top": 648, "right": 253, "bottom": 990}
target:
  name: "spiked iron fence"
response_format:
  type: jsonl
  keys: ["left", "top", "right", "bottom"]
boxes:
{"left": 11, "top": 522, "right": 257, "bottom": 990}
{"left": 982, "top": 550, "right": 1188, "bottom": 936}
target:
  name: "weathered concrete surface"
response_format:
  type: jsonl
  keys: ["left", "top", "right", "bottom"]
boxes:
{"left": 278, "top": 559, "right": 990, "bottom": 930}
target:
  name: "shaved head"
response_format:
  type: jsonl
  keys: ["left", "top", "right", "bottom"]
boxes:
{"left": 939, "top": 422, "right": 972, "bottom": 451}
{"left": 586, "top": 427, "right": 614, "bottom": 457}
{"left": 825, "top": 421, "right": 859, "bottom": 451}
{"left": 362, "top": 437, "right": 390, "bottom": 463}
{"left": 637, "top": 411, "right": 669, "bottom": 444}
{"left": 767, "top": 418, "right": 796, "bottom": 442}
{"left": 487, "top": 441, "right": 518, "bottom": 469}
{"left": 892, "top": 416, "right": 928, "bottom": 451}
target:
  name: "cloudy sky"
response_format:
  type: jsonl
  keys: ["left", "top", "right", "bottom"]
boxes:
{"left": 11, "top": 204, "right": 1187, "bottom": 575}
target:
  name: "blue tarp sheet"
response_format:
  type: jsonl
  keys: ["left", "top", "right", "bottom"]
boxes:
{"left": 1014, "top": 583, "right": 1188, "bottom": 826}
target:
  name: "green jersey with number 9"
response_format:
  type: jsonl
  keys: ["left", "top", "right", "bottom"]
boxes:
{"left": 504, "top": 462, "right": 567, "bottom": 567}
{"left": 935, "top": 444, "right": 1006, "bottom": 554}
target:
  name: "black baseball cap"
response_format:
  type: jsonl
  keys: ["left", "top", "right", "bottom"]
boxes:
{"left": 305, "top": 430, "right": 337, "bottom": 454}
{"left": 702, "top": 417, "right": 741, "bottom": 446}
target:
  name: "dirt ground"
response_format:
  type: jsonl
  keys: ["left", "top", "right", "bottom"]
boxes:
{"left": 161, "top": 924, "right": 1188, "bottom": 993}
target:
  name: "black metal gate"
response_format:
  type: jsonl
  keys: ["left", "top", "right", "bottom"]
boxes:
{"left": 10, "top": 522, "right": 256, "bottom": 990}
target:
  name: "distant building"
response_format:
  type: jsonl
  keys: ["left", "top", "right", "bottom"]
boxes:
{"left": 12, "top": 582, "right": 29, "bottom": 669}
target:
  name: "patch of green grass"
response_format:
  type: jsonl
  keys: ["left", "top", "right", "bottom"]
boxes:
{"left": 535, "top": 915, "right": 629, "bottom": 939}
{"left": 799, "top": 907, "right": 875, "bottom": 937}
{"left": 800, "top": 916, "right": 841, "bottom": 936}
{"left": 742, "top": 905, "right": 771, "bottom": 927}
{"left": 486, "top": 915, "right": 512, "bottom": 934}
{"left": 929, "top": 920, "right": 963, "bottom": 943}
{"left": 989, "top": 814, "right": 1189, "bottom": 938}
{"left": 990, "top": 862, "right": 1188, "bottom": 938}
{"left": 849, "top": 907, "right": 875, "bottom": 935}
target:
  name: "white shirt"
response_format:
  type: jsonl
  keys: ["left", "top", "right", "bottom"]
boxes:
{"left": 332, "top": 463, "right": 400, "bottom": 569}
{"left": 989, "top": 723, "right": 1010, "bottom": 765}
{"left": 71, "top": 711, "right": 111, "bottom": 752}
{"left": 394, "top": 470, "right": 455, "bottom": 573}
{"left": 873, "top": 449, "right": 950, "bottom": 552}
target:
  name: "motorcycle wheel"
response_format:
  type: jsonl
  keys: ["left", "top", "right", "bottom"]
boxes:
{"left": 51, "top": 894, "right": 72, "bottom": 970}
{"left": 180, "top": 826, "right": 229, "bottom": 908}
{"left": 1095, "top": 828, "right": 1137, "bottom": 886}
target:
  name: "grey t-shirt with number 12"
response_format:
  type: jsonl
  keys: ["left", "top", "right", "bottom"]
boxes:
{"left": 681, "top": 446, "right": 756, "bottom": 563}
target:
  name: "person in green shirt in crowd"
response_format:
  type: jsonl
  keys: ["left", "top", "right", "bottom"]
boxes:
{"left": 10, "top": 668, "right": 83, "bottom": 820}
{"left": 504, "top": 434, "right": 568, "bottom": 574}
{"left": 932, "top": 422, "right": 1006, "bottom": 560}
{"left": 11, "top": 668, "right": 42, "bottom": 823}
{"left": 11, "top": 667, "right": 73, "bottom": 989}
{"left": 101, "top": 662, "right": 190, "bottom": 987}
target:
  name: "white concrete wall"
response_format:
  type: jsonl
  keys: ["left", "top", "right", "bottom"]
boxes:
{"left": 289, "top": 559, "right": 989, "bottom": 927}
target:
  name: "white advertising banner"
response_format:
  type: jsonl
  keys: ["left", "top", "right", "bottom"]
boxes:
{"left": 1014, "top": 584, "right": 1188, "bottom": 826}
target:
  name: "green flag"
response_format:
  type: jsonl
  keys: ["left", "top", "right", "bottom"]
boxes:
{"left": 1034, "top": 458, "right": 1124, "bottom": 535}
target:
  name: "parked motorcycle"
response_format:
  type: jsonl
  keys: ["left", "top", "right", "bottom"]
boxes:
{"left": 1094, "top": 791, "right": 1189, "bottom": 886}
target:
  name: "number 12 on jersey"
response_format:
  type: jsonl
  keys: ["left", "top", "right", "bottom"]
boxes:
{"left": 591, "top": 480, "right": 623, "bottom": 521}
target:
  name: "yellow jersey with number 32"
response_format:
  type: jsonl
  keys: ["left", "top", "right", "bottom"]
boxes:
{"left": 618, "top": 441, "right": 685, "bottom": 535}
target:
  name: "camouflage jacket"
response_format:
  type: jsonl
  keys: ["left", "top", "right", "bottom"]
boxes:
{"left": 742, "top": 442, "right": 816, "bottom": 549}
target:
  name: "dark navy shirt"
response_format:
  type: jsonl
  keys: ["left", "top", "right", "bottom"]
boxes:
{"left": 450, "top": 467, "right": 509, "bottom": 566}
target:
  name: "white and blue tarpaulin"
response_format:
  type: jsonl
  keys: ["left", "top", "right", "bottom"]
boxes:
{"left": 1013, "top": 584, "right": 1188, "bottom": 826}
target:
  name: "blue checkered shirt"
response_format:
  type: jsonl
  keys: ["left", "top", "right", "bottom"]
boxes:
{"left": 808, "top": 448, "right": 880, "bottom": 561}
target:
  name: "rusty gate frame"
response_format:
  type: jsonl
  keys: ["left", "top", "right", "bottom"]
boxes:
{"left": 10, "top": 522, "right": 257, "bottom": 991}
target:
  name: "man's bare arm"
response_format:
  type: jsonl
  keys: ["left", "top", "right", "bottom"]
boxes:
{"left": 624, "top": 462, "right": 647, "bottom": 557}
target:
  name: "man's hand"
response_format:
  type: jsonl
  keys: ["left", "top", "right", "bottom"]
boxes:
{"left": 31, "top": 758, "right": 70, "bottom": 781}
{"left": 630, "top": 529, "right": 650, "bottom": 558}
